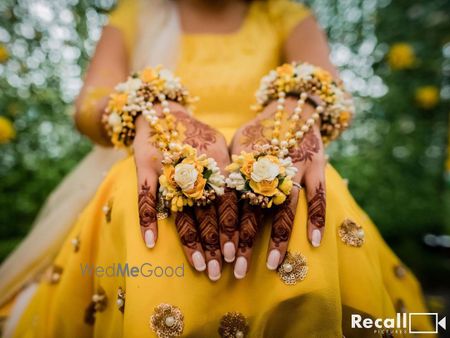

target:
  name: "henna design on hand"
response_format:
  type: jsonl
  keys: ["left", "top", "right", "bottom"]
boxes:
{"left": 175, "top": 114, "right": 216, "bottom": 151}
{"left": 196, "top": 206, "right": 220, "bottom": 256}
{"left": 138, "top": 180, "right": 157, "bottom": 228}
{"left": 289, "top": 131, "right": 321, "bottom": 163}
{"left": 307, "top": 183, "right": 326, "bottom": 228}
{"left": 240, "top": 121, "right": 267, "bottom": 148}
{"left": 238, "top": 203, "right": 262, "bottom": 253}
{"left": 217, "top": 188, "right": 239, "bottom": 240}
{"left": 271, "top": 201, "right": 295, "bottom": 247}
{"left": 175, "top": 210, "right": 200, "bottom": 249}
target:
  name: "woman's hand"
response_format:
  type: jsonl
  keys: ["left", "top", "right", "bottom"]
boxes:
{"left": 133, "top": 103, "right": 239, "bottom": 281}
{"left": 229, "top": 98, "right": 327, "bottom": 279}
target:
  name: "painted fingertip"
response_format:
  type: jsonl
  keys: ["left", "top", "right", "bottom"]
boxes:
{"left": 311, "top": 229, "right": 322, "bottom": 248}
{"left": 223, "top": 241, "right": 236, "bottom": 263}
{"left": 266, "top": 249, "right": 281, "bottom": 270}
{"left": 207, "top": 260, "right": 221, "bottom": 282}
{"left": 234, "top": 257, "right": 247, "bottom": 279}
{"left": 144, "top": 230, "right": 155, "bottom": 248}
{"left": 192, "top": 251, "right": 206, "bottom": 272}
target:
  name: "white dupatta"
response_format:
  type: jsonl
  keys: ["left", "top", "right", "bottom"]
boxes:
{"left": 1, "top": 1, "right": 180, "bottom": 334}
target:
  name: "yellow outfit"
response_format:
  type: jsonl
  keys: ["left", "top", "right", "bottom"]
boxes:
{"left": 12, "top": 1, "right": 434, "bottom": 337}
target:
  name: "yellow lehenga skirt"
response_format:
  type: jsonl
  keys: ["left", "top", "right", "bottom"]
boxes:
{"left": 11, "top": 156, "right": 434, "bottom": 337}
{"left": 7, "top": 1, "right": 435, "bottom": 336}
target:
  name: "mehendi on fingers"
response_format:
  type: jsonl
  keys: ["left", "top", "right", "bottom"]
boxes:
{"left": 138, "top": 180, "right": 157, "bottom": 228}
{"left": 175, "top": 210, "right": 200, "bottom": 249}
{"left": 175, "top": 114, "right": 216, "bottom": 151}
{"left": 271, "top": 201, "right": 295, "bottom": 247}
{"left": 238, "top": 203, "right": 261, "bottom": 253}
{"left": 289, "top": 131, "right": 321, "bottom": 163}
{"left": 196, "top": 206, "right": 220, "bottom": 255}
{"left": 307, "top": 183, "right": 326, "bottom": 228}
{"left": 217, "top": 188, "right": 239, "bottom": 240}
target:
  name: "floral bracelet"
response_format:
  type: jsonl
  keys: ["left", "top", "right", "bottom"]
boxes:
{"left": 226, "top": 62, "right": 354, "bottom": 208}
{"left": 103, "top": 66, "right": 225, "bottom": 212}
{"left": 254, "top": 62, "right": 354, "bottom": 145}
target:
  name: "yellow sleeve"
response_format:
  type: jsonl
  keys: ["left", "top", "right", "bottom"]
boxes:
{"left": 267, "top": 0, "right": 312, "bottom": 41}
{"left": 107, "top": 0, "right": 138, "bottom": 57}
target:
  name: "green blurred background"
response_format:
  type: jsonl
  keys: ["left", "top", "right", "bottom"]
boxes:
{"left": 0, "top": 0, "right": 449, "bottom": 309}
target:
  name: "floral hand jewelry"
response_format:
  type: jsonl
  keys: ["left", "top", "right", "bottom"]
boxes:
{"left": 254, "top": 62, "right": 354, "bottom": 145}
{"left": 226, "top": 62, "right": 354, "bottom": 208}
{"left": 103, "top": 66, "right": 225, "bottom": 212}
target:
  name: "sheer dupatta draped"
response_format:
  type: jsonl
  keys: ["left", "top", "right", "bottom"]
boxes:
{"left": 0, "top": 0, "right": 180, "bottom": 314}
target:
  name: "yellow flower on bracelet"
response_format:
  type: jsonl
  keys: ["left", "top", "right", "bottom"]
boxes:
{"left": 183, "top": 176, "right": 207, "bottom": 200}
{"left": 249, "top": 179, "right": 279, "bottom": 197}
{"left": 160, "top": 144, "right": 225, "bottom": 212}
{"left": 163, "top": 165, "right": 177, "bottom": 187}
{"left": 273, "top": 190, "right": 287, "bottom": 205}
{"left": 314, "top": 69, "right": 333, "bottom": 83}
{"left": 240, "top": 153, "right": 256, "bottom": 179}
{"left": 140, "top": 67, "right": 157, "bottom": 83}
{"left": 108, "top": 93, "right": 128, "bottom": 111}
{"left": 277, "top": 63, "right": 294, "bottom": 76}
{"left": 104, "top": 66, "right": 225, "bottom": 211}
{"left": 227, "top": 62, "right": 353, "bottom": 208}
{"left": 226, "top": 151, "right": 297, "bottom": 208}
{"left": 279, "top": 178, "right": 293, "bottom": 195}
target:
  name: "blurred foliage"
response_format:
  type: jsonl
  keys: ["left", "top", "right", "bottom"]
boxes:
{"left": 304, "top": 0, "right": 450, "bottom": 285}
{"left": 0, "top": 0, "right": 113, "bottom": 247}
{"left": 0, "top": 0, "right": 449, "bottom": 286}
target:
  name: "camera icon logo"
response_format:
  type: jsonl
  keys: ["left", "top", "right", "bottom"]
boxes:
{"left": 409, "top": 313, "right": 446, "bottom": 334}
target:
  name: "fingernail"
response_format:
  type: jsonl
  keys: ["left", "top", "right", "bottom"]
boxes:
{"left": 234, "top": 257, "right": 247, "bottom": 279}
{"left": 223, "top": 242, "right": 236, "bottom": 263}
{"left": 207, "top": 260, "right": 221, "bottom": 281}
{"left": 192, "top": 251, "right": 206, "bottom": 271}
{"left": 144, "top": 230, "right": 155, "bottom": 248}
{"left": 312, "top": 229, "right": 322, "bottom": 247}
{"left": 266, "top": 249, "right": 281, "bottom": 270}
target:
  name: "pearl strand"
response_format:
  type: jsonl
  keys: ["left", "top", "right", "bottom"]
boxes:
{"left": 269, "top": 92, "right": 323, "bottom": 157}
{"left": 142, "top": 96, "right": 183, "bottom": 152}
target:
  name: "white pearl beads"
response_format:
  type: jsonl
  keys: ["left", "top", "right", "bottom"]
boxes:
{"left": 267, "top": 91, "right": 323, "bottom": 158}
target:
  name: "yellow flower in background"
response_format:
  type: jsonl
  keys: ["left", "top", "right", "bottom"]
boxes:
{"left": 0, "top": 116, "right": 16, "bottom": 144}
{"left": 415, "top": 86, "right": 439, "bottom": 109}
{"left": 0, "top": 44, "right": 9, "bottom": 63}
{"left": 387, "top": 43, "right": 416, "bottom": 70}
